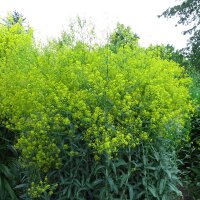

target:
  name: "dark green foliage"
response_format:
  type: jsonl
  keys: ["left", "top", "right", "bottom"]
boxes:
{"left": 177, "top": 68, "right": 200, "bottom": 200}
{"left": 161, "top": 0, "right": 200, "bottom": 28}
{"left": 41, "top": 137, "right": 182, "bottom": 200}
{"left": 0, "top": 125, "right": 19, "bottom": 200}
{"left": 160, "top": 0, "right": 200, "bottom": 68}
{"left": 178, "top": 110, "right": 200, "bottom": 200}
{"left": 187, "top": 29, "right": 200, "bottom": 68}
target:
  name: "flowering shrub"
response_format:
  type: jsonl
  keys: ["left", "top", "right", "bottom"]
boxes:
{"left": 0, "top": 21, "right": 194, "bottom": 199}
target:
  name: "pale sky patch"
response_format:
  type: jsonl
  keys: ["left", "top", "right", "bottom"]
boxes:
{"left": 0, "top": 0, "right": 188, "bottom": 49}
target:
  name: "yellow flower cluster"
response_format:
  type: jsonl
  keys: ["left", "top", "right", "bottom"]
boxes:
{"left": 16, "top": 131, "right": 61, "bottom": 172}
{"left": 28, "top": 177, "right": 57, "bottom": 198}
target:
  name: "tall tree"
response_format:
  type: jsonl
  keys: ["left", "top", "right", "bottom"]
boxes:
{"left": 160, "top": 0, "right": 200, "bottom": 68}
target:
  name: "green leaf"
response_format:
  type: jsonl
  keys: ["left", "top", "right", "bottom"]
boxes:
{"left": 111, "top": 162, "right": 116, "bottom": 175}
{"left": 99, "top": 188, "right": 106, "bottom": 199}
{"left": 159, "top": 179, "right": 167, "bottom": 195}
{"left": 108, "top": 177, "right": 118, "bottom": 193}
{"left": 0, "top": 164, "right": 13, "bottom": 179}
{"left": 67, "top": 186, "right": 72, "bottom": 198}
{"left": 14, "top": 183, "right": 27, "bottom": 189}
{"left": 162, "top": 194, "right": 168, "bottom": 200}
{"left": 142, "top": 177, "right": 147, "bottom": 187}
{"left": 142, "top": 155, "right": 147, "bottom": 165}
{"left": 120, "top": 174, "right": 129, "bottom": 187}
{"left": 137, "top": 191, "right": 145, "bottom": 199}
{"left": 92, "top": 179, "right": 103, "bottom": 187}
{"left": 165, "top": 170, "right": 172, "bottom": 179}
{"left": 127, "top": 184, "right": 134, "bottom": 200}
{"left": 148, "top": 185, "right": 157, "bottom": 198}
{"left": 2, "top": 178, "right": 17, "bottom": 200}
{"left": 168, "top": 183, "right": 182, "bottom": 196}
{"left": 154, "top": 151, "right": 160, "bottom": 161}
{"left": 115, "top": 159, "right": 127, "bottom": 168}
{"left": 94, "top": 165, "right": 105, "bottom": 175}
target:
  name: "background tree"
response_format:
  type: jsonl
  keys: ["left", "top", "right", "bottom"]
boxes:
{"left": 146, "top": 44, "right": 189, "bottom": 67}
{"left": 160, "top": 0, "right": 200, "bottom": 68}
{"left": 109, "top": 23, "right": 139, "bottom": 52}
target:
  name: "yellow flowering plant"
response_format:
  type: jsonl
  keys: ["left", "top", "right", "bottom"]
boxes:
{"left": 0, "top": 19, "right": 195, "bottom": 199}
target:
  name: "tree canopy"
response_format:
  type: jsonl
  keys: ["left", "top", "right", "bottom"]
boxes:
{"left": 161, "top": 0, "right": 200, "bottom": 68}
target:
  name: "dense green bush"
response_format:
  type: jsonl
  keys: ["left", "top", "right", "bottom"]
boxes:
{"left": 0, "top": 19, "right": 195, "bottom": 199}
{"left": 177, "top": 68, "right": 200, "bottom": 200}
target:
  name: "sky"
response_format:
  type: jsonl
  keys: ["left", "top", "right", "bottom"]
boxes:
{"left": 0, "top": 0, "right": 188, "bottom": 49}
